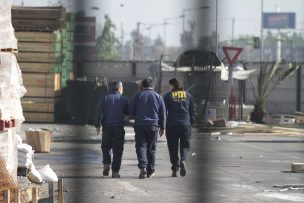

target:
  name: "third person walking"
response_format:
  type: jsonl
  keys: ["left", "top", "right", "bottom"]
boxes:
{"left": 163, "top": 78, "right": 196, "bottom": 177}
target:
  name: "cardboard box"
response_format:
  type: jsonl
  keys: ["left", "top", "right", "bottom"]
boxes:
{"left": 25, "top": 129, "right": 52, "bottom": 153}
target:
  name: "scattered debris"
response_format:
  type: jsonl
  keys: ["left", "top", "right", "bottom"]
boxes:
{"left": 273, "top": 184, "right": 304, "bottom": 192}
{"left": 213, "top": 119, "right": 226, "bottom": 127}
{"left": 280, "top": 115, "right": 296, "bottom": 125}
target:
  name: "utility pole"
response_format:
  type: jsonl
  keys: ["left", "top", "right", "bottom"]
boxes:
{"left": 276, "top": 5, "right": 281, "bottom": 62}
{"left": 232, "top": 17, "right": 235, "bottom": 45}
{"left": 163, "top": 19, "right": 167, "bottom": 56}
{"left": 163, "top": 15, "right": 184, "bottom": 56}
{"left": 120, "top": 2, "right": 125, "bottom": 59}
{"left": 133, "top": 22, "right": 140, "bottom": 61}
{"left": 260, "top": 0, "right": 264, "bottom": 62}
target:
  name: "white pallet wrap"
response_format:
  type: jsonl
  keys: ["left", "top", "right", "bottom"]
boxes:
{"left": 0, "top": 52, "right": 26, "bottom": 124}
{"left": 0, "top": 0, "right": 17, "bottom": 49}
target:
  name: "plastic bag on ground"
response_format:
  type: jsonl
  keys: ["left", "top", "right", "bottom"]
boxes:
{"left": 27, "top": 164, "right": 42, "bottom": 184}
{"left": 38, "top": 164, "right": 58, "bottom": 182}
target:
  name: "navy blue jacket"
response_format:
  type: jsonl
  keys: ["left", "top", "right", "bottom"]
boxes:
{"left": 129, "top": 88, "right": 166, "bottom": 130}
{"left": 163, "top": 90, "right": 196, "bottom": 126}
{"left": 94, "top": 91, "right": 129, "bottom": 128}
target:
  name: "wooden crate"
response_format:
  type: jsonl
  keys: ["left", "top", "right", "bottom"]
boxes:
{"left": 19, "top": 62, "right": 57, "bottom": 73}
{"left": 15, "top": 32, "right": 59, "bottom": 43}
{"left": 24, "top": 87, "right": 60, "bottom": 97}
{"left": 22, "top": 73, "right": 61, "bottom": 89}
{"left": 22, "top": 102, "right": 55, "bottom": 113}
{"left": 23, "top": 112, "right": 54, "bottom": 123}
{"left": 17, "top": 52, "right": 58, "bottom": 63}
{"left": 18, "top": 42, "right": 58, "bottom": 52}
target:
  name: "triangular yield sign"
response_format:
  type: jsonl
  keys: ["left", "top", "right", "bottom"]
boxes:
{"left": 222, "top": 46, "right": 243, "bottom": 66}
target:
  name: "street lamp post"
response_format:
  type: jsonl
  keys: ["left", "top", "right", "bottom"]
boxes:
{"left": 163, "top": 20, "right": 168, "bottom": 55}
{"left": 163, "top": 15, "right": 183, "bottom": 55}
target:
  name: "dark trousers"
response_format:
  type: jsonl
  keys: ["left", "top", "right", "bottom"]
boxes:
{"left": 134, "top": 125, "right": 158, "bottom": 173}
{"left": 101, "top": 126, "right": 125, "bottom": 171}
{"left": 166, "top": 125, "right": 191, "bottom": 171}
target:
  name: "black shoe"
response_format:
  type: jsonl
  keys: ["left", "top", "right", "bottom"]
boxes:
{"left": 103, "top": 164, "right": 110, "bottom": 176}
{"left": 146, "top": 171, "right": 155, "bottom": 178}
{"left": 112, "top": 171, "right": 120, "bottom": 178}
{"left": 180, "top": 161, "right": 186, "bottom": 177}
{"left": 139, "top": 168, "right": 147, "bottom": 179}
{"left": 172, "top": 170, "right": 178, "bottom": 177}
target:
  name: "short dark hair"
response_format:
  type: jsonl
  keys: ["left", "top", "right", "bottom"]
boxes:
{"left": 141, "top": 78, "right": 154, "bottom": 88}
{"left": 111, "top": 81, "right": 123, "bottom": 91}
{"left": 169, "top": 78, "right": 183, "bottom": 91}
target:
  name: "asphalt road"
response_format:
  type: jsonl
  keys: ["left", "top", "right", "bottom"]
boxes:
{"left": 20, "top": 124, "right": 304, "bottom": 203}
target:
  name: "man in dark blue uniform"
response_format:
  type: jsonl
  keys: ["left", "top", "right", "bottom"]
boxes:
{"left": 94, "top": 81, "right": 129, "bottom": 178}
{"left": 163, "top": 78, "right": 196, "bottom": 177}
{"left": 129, "top": 78, "right": 166, "bottom": 179}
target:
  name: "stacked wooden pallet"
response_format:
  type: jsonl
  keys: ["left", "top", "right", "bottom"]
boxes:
{"left": 12, "top": 7, "right": 74, "bottom": 123}
{"left": 16, "top": 31, "right": 62, "bottom": 123}
{"left": 11, "top": 6, "right": 65, "bottom": 31}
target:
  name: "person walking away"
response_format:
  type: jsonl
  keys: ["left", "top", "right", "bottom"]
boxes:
{"left": 163, "top": 78, "right": 196, "bottom": 177}
{"left": 129, "top": 78, "right": 166, "bottom": 179}
{"left": 94, "top": 81, "right": 129, "bottom": 178}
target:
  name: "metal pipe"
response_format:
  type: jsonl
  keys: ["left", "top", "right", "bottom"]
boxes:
{"left": 260, "top": 0, "right": 264, "bottom": 62}
{"left": 216, "top": 0, "right": 218, "bottom": 53}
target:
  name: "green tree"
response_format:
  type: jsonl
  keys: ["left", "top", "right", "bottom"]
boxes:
{"left": 96, "top": 15, "right": 120, "bottom": 60}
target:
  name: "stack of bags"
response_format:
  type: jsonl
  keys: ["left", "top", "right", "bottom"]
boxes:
{"left": 17, "top": 143, "right": 33, "bottom": 169}
{"left": 16, "top": 135, "right": 58, "bottom": 183}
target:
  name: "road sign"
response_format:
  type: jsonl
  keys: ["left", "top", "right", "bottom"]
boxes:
{"left": 263, "top": 12, "right": 296, "bottom": 29}
{"left": 222, "top": 46, "right": 243, "bottom": 66}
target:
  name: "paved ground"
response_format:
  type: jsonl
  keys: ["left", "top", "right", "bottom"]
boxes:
{"left": 19, "top": 124, "right": 304, "bottom": 203}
